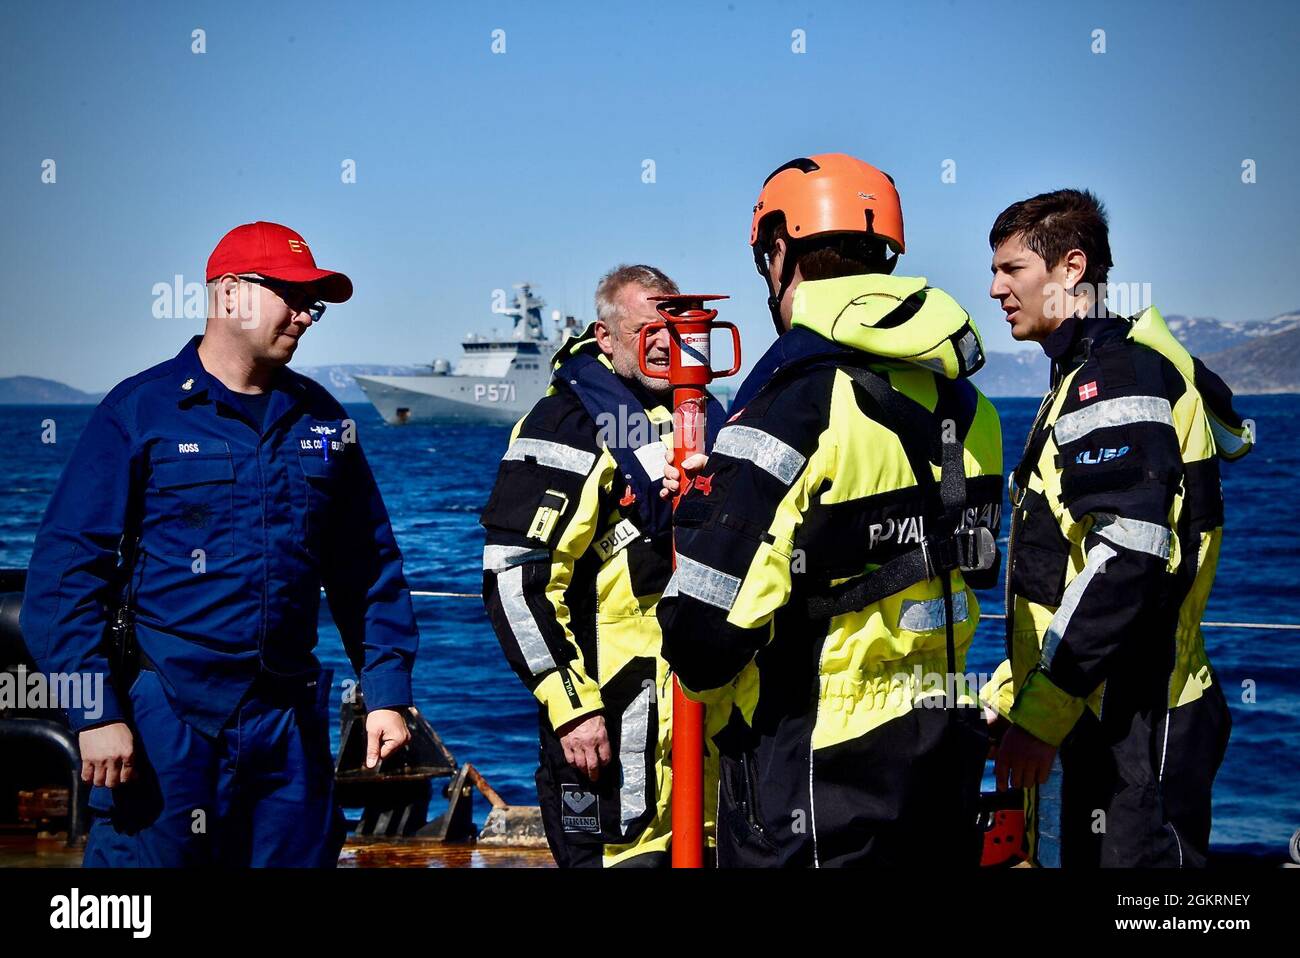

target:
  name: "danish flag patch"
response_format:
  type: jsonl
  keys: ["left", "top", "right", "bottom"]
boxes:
{"left": 1078, "top": 381, "right": 1099, "bottom": 402}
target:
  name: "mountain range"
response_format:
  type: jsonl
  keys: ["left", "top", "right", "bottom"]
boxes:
{"left": 0, "top": 376, "right": 105, "bottom": 405}
{"left": 3, "top": 310, "right": 1298, "bottom": 403}
{"left": 976, "top": 309, "right": 1300, "bottom": 396}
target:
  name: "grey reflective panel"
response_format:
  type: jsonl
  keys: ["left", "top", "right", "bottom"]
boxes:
{"left": 957, "top": 328, "right": 982, "bottom": 370}
{"left": 661, "top": 572, "right": 679, "bottom": 599}
{"left": 1209, "top": 416, "right": 1251, "bottom": 457}
{"left": 1052, "top": 395, "right": 1173, "bottom": 447}
{"left": 1091, "top": 514, "right": 1172, "bottom": 560}
{"left": 619, "top": 685, "right": 653, "bottom": 833}
{"left": 503, "top": 437, "right": 597, "bottom": 475}
{"left": 1040, "top": 542, "right": 1118, "bottom": 668}
{"left": 482, "top": 544, "right": 550, "bottom": 572}
{"left": 674, "top": 554, "right": 742, "bottom": 611}
{"left": 713, "top": 425, "right": 806, "bottom": 485}
{"left": 898, "top": 590, "right": 971, "bottom": 632}
{"left": 496, "top": 564, "right": 556, "bottom": 675}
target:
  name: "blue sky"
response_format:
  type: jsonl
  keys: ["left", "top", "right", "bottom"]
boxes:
{"left": 3, "top": 0, "right": 1297, "bottom": 390}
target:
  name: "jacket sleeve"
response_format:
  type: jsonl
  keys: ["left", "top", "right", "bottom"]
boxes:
{"left": 480, "top": 397, "right": 612, "bottom": 733}
{"left": 658, "top": 382, "right": 826, "bottom": 693}
{"left": 979, "top": 658, "right": 1015, "bottom": 720}
{"left": 321, "top": 424, "right": 418, "bottom": 712}
{"left": 20, "top": 402, "right": 139, "bottom": 731}
{"left": 1009, "top": 370, "right": 1191, "bottom": 746}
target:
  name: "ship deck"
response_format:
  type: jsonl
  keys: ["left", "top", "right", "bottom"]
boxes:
{"left": 0, "top": 831, "right": 555, "bottom": 868}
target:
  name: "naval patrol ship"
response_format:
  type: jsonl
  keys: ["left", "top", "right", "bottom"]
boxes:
{"left": 355, "top": 284, "right": 577, "bottom": 425}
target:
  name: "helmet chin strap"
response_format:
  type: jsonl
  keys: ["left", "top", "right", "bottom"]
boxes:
{"left": 755, "top": 241, "right": 802, "bottom": 335}
{"left": 755, "top": 236, "right": 901, "bottom": 335}
{"left": 766, "top": 294, "right": 783, "bottom": 334}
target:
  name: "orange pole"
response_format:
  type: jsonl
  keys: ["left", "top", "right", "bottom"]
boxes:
{"left": 670, "top": 388, "right": 707, "bottom": 868}
{"left": 639, "top": 295, "right": 740, "bottom": 869}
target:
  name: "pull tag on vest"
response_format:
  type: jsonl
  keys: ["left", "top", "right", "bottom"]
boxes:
{"left": 594, "top": 517, "right": 640, "bottom": 562}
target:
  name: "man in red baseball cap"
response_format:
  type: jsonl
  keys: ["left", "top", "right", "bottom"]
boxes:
{"left": 22, "top": 221, "right": 419, "bottom": 867}
{"left": 204, "top": 220, "right": 353, "bottom": 368}
{"left": 207, "top": 220, "right": 354, "bottom": 303}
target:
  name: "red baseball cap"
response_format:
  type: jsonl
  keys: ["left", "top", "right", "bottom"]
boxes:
{"left": 206, "top": 221, "right": 353, "bottom": 303}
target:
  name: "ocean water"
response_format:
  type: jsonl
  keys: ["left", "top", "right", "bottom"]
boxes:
{"left": 1, "top": 394, "right": 1296, "bottom": 858}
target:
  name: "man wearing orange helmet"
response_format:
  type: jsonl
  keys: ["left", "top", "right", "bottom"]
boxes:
{"left": 658, "top": 153, "right": 1004, "bottom": 866}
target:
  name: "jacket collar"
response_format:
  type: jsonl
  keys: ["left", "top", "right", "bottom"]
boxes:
{"left": 731, "top": 326, "right": 850, "bottom": 412}
{"left": 1043, "top": 311, "right": 1129, "bottom": 379}
{"left": 553, "top": 325, "right": 671, "bottom": 413}
{"left": 173, "top": 335, "right": 307, "bottom": 433}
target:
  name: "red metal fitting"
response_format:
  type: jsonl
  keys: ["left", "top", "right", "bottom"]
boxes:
{"left": 636, "top": 294, "right": 743, "bottom": 869}
{"left": 637, "top": 294, "right": 741, "bottom": 387}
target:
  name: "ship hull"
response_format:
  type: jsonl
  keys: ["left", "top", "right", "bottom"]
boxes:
{"left": 355, "top": 374, "right": 545, "bottom": 425}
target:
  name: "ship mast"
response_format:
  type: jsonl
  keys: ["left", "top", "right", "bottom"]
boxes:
{"left": 502, "top": 283, "right": 547, "bottom": 341}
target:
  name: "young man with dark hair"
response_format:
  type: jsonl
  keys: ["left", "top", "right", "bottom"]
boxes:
{"left": 984, "top": 189, "right": 1250, "bottom": 867}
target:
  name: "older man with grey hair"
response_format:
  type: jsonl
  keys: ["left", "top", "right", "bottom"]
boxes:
{"left": 592, "top": 264, "right": 677, "bottom": 393}
{"left": 480, "top": 264, "right": 725, "bottom": 867}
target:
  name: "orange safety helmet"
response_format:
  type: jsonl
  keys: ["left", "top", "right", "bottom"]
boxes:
{"left": 750, "top": 153, "right": 905, "bottom": 254}
{"left": 751, "top": 154, "right": 905, "bottom": 331}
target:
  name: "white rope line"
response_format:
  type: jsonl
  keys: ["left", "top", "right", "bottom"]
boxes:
{"left": 402, "top": 591, "right": 1300, "bottom": 630}
{"left": 977, "top": 613, "right": 1298, "bottom": 631}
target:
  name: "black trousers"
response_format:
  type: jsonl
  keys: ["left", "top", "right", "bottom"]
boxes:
{"left": 533, "top": 721, "right": 668, "bottom": 869}
{"left": 1059, "top": 681, "right": 1232, "bottom": 867}
{"left": 717, "top": 704, "right": 988, "bottom": 868}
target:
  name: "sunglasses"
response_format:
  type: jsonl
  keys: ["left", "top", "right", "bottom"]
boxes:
{"left": 239, "top": 274, "right": 328, "bottom": 322}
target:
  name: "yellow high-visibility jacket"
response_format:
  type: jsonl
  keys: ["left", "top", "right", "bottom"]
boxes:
{"left": 660, "top": 274, "right": 1004, "bottom": 867}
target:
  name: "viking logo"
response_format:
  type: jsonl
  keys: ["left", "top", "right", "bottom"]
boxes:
{"left": 563, "top": 790, "right": 596, "bottom": 813}
{"left": 560, "top": 785, "right": 600, "bottom": 833}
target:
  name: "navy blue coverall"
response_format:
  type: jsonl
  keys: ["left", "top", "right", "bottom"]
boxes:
{"left": 21, "top": 336, "right": 419, "bottom": 866}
